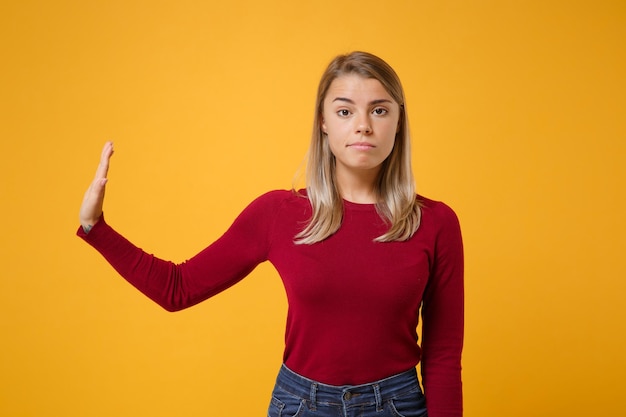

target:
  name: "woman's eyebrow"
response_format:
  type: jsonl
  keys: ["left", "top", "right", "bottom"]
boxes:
{"left": 332, "top": 97, "right": 394, "bottom": 105}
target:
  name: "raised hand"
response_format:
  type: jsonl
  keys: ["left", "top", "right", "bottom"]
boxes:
{"left": 79, "top": 141, "right": 114, "bottom": 233}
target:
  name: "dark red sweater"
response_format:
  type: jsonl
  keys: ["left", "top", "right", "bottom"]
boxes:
{"left": 77, "top": 190, "right": 464, "bottom": 416}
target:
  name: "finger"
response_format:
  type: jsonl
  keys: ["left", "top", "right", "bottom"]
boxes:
{"left": 94, "top": 141, "right": 114, "bottom": 181}
{"left": 87, "top": 177, "right": 108, "bottom": 195}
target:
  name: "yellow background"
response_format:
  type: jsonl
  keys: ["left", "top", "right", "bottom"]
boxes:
{"left": 1, "top": 1, "right": 625, "bottom": 416}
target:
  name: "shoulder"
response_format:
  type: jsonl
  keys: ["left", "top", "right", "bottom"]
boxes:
{"left": 417, "top": 196, "right": 463, "bottom": 259}
{"left": 251, "top": 189, "right": 308, "bottom": 205}
{"left": 244, "top": 189, "right": 310, "bottom": 213}
{"left": 417, "top": 195, "right": 461, "bottom": 231}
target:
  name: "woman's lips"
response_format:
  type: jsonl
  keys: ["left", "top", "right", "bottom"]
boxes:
{"left": 348, "top": 142, "right": 375, "bottom": 150}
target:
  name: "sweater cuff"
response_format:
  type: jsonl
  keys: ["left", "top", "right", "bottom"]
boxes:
{"left": 76, "top": 214, "right": 106, "bottom": 239}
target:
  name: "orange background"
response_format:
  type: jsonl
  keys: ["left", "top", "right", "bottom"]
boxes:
{"left": 1, "top": 1, "right": 625, "bottom": 416}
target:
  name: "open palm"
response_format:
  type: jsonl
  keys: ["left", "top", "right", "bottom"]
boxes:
{"left": 79, "top": 141, "right": 114, "bottom": 231}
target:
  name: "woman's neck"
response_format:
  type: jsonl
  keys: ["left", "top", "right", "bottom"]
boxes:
{"left": 335, "top": 167, "right": 380, "bottom": 204}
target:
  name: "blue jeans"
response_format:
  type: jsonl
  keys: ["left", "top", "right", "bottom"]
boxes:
{"left": 268, "top": 365, "right": 428, "bottom": 417}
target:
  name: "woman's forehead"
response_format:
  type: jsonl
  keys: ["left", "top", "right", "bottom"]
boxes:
{"left": 325, "top": 75, "right": 395, "bottom": 103}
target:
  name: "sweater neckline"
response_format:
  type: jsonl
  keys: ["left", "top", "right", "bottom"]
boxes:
{"left": 296, "top": 189, "right": 377, "bottom": 212}
{"left": 342, "top": 198, "right": 377, "bottom": 212}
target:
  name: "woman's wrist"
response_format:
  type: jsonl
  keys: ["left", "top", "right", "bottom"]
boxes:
{"left": 80, "top": 214, "right": 102, "bottom": 234}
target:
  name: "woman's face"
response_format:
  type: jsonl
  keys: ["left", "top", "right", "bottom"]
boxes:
{"left": 321, "top": 74, "right": 400, "bottom": 179}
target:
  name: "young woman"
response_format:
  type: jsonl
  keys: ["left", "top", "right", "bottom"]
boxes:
{"left": 78, "top": 51, "right": 464, "bottom": 417}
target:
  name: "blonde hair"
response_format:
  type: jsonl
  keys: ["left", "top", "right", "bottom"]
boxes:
{"left": 295, "top": 51, "right": 421, "bottom": 244}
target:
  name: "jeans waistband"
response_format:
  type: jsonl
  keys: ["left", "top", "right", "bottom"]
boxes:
{"left": 275, "top": 365, "right": 422, "bottom": 410}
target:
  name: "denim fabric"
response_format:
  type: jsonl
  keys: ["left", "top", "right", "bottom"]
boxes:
{"left": 268, "top": 365, "right": 427, "bottom": 417}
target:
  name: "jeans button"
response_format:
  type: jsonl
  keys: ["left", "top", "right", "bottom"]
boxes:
{"left": 343, "top": 392, "right": 352, "bottom": 401}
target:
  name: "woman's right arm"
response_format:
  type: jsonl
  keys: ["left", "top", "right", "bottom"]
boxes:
{"left": 77, "top": 142, "right": 276, "bottom": 312}
{"left": 79, "top": 141, "right": 114, "bottom": 233}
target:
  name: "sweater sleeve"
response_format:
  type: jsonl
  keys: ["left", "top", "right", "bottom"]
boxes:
{"left": 76, "top": 191, "right": 282, "bottom": 312}
{"left": 420, "top": 202, "right": 464, "bottom": 417}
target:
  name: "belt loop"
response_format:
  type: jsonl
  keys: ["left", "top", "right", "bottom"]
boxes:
{"left": 373, "top": 384, "right": 382, "bottom": 411}
{"left": 309, "top": 382, "right": 318, "bottom": 411}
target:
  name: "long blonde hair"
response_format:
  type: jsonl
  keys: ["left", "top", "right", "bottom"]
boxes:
{"left": 295, "top": 51, "right": 421, "bottom": 244}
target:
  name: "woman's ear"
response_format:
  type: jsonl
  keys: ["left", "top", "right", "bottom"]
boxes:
{"left": 321, "top": 118, "right": 327, "bottom": 134}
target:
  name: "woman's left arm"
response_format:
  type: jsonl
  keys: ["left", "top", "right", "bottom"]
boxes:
{"left": 420, "top": 202, "right": 465, "bottom": 417}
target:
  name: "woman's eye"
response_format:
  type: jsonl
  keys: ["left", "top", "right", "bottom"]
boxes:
{"left": 337, "top": 109, "right": 350, "bottom": 117}
{"left": 373, "top": 107, "right": 388, "bottom": 115}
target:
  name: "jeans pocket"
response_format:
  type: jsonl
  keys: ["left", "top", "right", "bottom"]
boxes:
{"left": 267, "top": 396, "right": 285, "bottom": 417}
{"left": 267, "top": 389, "right": 307, "bottom": 417}
{"left": 388, "top": 388, "right": 427, "bottom": 417}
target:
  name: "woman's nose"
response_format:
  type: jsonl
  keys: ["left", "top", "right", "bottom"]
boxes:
{"left": 356, "top": 117, "right": 372, "bottom": 134}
